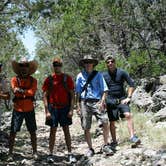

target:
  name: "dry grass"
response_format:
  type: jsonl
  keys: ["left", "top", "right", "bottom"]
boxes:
{"left": 116, "top": 108, "right": 166, "bottom": 149}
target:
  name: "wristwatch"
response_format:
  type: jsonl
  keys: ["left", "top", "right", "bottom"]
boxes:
{"left": 128, "top": 96, "right": 132, "bottom": 99}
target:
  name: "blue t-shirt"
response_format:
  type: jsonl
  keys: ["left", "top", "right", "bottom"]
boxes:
{"left": 102, "top": 68, "right": 135, "bottom": 99}
{"left": 76, "top": 70, "right": 108, "bottom": 100}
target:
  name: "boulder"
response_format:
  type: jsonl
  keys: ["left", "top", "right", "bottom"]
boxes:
{"left": 151, "top": 107, "right": 166, "bottom": 123}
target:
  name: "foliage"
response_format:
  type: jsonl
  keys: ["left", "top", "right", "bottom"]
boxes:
{"left": 31, "top": 0, "right": 166, "bottom": 80}
{"left": 0, "top": 0, "right": 166, "bottom": 84}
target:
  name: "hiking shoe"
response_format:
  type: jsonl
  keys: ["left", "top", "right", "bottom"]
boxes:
{"left": 32, "top": 153, "right": 38, "bottom": 160}
{"left": 110, "top": 141, "right": 118, "bottom": 151}
{"left": 47, "top": 154, "right": 54, "bottom": 163}
{"left": 130, "top": 135, "right": 141, "bottom": 145}
{"left": 68, "top": 153, "right": 77, "bottom": 163}
{"left": 86, "top": 148, "right": 95, "bottom": 157}
{"left": 102, "top": 145, "right": 114, "bottom": 155}
{"left": 7, "top": 154, "right": 14, "bottom": 162}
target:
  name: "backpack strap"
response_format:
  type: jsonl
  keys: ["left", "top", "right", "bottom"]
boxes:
{"left": 62, "top": 74, "right": 69, "bottom": 92}
{"left": 81, "top": 70, "right": 98, "bottom": 93}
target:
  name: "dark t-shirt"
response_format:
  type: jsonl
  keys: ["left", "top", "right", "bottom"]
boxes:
{"left": 102, "top": 68, "right": 134, "bottom": 99}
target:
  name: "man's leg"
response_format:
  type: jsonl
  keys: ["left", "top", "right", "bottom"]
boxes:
{"left": 49, "top": 127, "right": 57, "bottom": 154}
{"left": 9, "top": 132, "right": 16, "bottom": 155}
{"left": 84, "top": 129, "right": 92, "bottom": 149}
{"left": 102, "top": 122, "right": 109, "bottom": 145}
{"left": 124, "top": 112, "right": 135, "bottom": 138}
{"left": 62, "top": 125, "right": 71, "bottom": 152}
{"left": 30, "top": 131, "right": 37, "bottom": 154}
{"left": 110, "top": 121, "right": 117, "bottom": 143}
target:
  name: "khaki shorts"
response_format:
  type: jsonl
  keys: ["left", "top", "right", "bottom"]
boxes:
{"left": 80, "top": 100, "right": 108, "bottom": 129}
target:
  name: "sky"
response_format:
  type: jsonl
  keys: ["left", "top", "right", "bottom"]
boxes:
{"left": 21, "top": 29, "right": 37, "bottom": 59}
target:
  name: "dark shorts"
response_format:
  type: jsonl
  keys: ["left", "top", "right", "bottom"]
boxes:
{"left": 48, "top": 104, "right": 72, "bottom": 127}
{"left": 10, "top": 110, "right": 37, "bottom": 133}
{"left": 106, "top": 104, "right": 130, "bottom": 121}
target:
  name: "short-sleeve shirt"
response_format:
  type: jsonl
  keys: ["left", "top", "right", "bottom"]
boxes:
{"left": 75, "top": 70, "right": 108, "bottom": 100}
{"left": 42, "top": 73, "right": 74, "bottom": 108}
{"left": 102, "top": 68, "right": 135, "bottom": 99}
{"left": 11, "top": 76, "right": 37, "bottom": 112}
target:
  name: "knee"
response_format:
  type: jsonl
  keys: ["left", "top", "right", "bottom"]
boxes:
{"left": 125, "top": 112, "right": 132, "bottom": 119}
{"left": 110, "top": 121, "right": 115, "bottom": 127}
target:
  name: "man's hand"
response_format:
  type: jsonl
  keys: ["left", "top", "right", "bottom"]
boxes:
{"left": 76, "top": 104, "right": 81, "bottom": 116}
{"left": 14, "top": 87, "right": 24, "bottom": 93}
{"left": 98, "top": 100, "right": 106, "bottom": 112}
{"left": 46, "top": 111, "right": 51, "bottom": 120}
{"left": 67, "top": 110, "right": 73, "bottom": 118}
{"left": 121, "top": 97, "right": 131, "bottom": 104}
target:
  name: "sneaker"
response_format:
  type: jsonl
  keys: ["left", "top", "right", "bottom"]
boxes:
{"left": 110, "top": 141, "right": 118, "bottom": 151}
{"left": 102, "top": 145, "right": 114, "bottom": 155}
{"left": 7, "top": 154, "right": 14, "bottom": 162}
{"left": 130, "top": 135, "right": 141, "bottom": 145}
{"left": 32, "top": 153, "right": 38, "bottom": 160}
{"left": 86, "top": 148, "right": 95, "bottom": 157}
{"left": 47, "top": 154, "right": 54, "bottom": 163}
{"left": 68, "top": 153, "right": 77, "bottom": 163}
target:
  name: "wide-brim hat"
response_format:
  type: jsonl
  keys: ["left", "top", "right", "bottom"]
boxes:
{"left": 79, "top": 55, "right": 98, "bottom": 67}
{"left": 12, "top": 58, "right": 38, "bottom": 75}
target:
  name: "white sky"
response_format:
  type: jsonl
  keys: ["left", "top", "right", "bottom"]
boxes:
{"left": 21, "top": 29, "right": 37, "bottom": 59}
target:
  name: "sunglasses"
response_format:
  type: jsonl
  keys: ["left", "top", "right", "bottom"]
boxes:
{"left": 19, "top": 63, "right": 29, "bottom": 67}
{"left": 53, "top": 62, "right": 62, "bottom": 67}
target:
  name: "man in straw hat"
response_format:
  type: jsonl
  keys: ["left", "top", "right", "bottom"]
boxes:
{"left": 103, "top": 55, "right": 141, "bottom": 149}
{"left": 8, "top": 58, "right": 38, "bottom": 160}
{"left": 75, "top": 55, "right": 113, "bottom": 157}
{"left": 42, "top": 57, "right": 76, "bottom": 163}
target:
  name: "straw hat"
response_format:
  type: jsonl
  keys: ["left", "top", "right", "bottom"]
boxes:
{"left": 79, "top": 55, "right": 98, "bottom": 67}
{"left": 12, "top": 57, "right": 38, "bottom": 75}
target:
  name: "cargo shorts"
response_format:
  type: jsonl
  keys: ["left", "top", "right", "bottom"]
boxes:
{"left": 80, "top": 100, "right": 108, "bottom": 129}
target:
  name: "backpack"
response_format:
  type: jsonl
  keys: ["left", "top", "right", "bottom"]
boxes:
{"left": 47, "top": 74, "right": 71, "bottom": 107}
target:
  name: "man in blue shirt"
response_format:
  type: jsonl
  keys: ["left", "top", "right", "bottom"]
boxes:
{"left": 103, "top": 55, "right": 141, "bottom": 148}
{"left": 76, "top": 55, "right": 113, "bottom": 156}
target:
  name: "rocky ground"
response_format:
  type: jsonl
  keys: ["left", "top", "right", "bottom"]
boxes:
{"left": 0, "top": 101, "right": 166, "bottom": 166}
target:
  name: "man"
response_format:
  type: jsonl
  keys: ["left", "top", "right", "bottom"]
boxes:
{"left": 103, "top": 55, "right": 141, "bottom": 148}
{"left": 0, "top": 63, "right": 10, "bottom": 127}
{"left": 42, "top": 57, "right": 76, "bottom": 163}
{"left": 8, "top": 58, "right": 38, "bottom": 160}
{"left": 75, "top": 55, "right": 113, "bottom": 157}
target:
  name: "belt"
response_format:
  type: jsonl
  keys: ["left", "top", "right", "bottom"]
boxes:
{"left": 81, "top": 98, "right": 100, "bottom": 102}
{"left": 49, "top": 103, "right": 69, "bottom": 108}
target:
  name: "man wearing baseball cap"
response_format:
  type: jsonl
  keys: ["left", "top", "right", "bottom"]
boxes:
{"left": 42, "top": 57, "right": 76, "bottom": 163}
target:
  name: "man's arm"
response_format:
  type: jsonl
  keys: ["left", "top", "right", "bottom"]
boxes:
{"left": 127, "top": 87, "right": 135, "bottom": 98}
{"left": 75, "top": 92, "right": 81, "bottom": 115}
{"left": 99, "top": 91, "right": 107, "bottom": 111}
{"left": 43, "top": 91, "right": 51, "bottom": 119}
{"left": 67, "top": 89, "right": 75, "bottom": 118}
